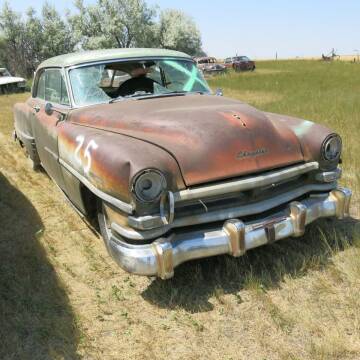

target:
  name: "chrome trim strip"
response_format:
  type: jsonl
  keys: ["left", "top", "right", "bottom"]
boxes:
{"left": 116, "top": 182, "right": 337, "bottom": 240}
{"left": 44, "top": 146, "right": 59, "bottom": 161}
{"left": 59, "top": 158, "right": 134, "bottom": 214}
{"left": 106, "top": 187, "right": 352, "bottom": 279}
{"left": 173, "top": 162, "right": 319, "bottom": 203}
{"left": 14, "top": 126, "right": 34, "bottom": 141}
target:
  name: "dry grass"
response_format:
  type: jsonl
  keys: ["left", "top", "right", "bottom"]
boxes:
{"left": 0, "top": 61, "right": 359, "bottom": 360}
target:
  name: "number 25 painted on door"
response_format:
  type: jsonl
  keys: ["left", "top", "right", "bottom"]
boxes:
{"left": 75, "top": 135, "right": 99, "bottom": 174}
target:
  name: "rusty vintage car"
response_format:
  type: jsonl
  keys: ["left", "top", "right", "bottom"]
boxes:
{"left": 13, "top": 48, "right": 351, "bottom": 279}
{"left": 0, "top": 68, "right": 26, "bottom": 94}
{"left": 194, "top": 57, "right": 226, "bottom": 75}
{"left": 224, "top": 56, "right": 256, "bottom": 71}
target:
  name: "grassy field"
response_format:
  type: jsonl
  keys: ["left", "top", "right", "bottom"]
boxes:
{"left": 0, "top": 61, "right": 359, "bottom": 360}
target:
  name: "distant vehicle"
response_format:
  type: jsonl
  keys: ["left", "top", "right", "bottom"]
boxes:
{"left": 224, "top": 56, "right": 256, "bottom": 71}
{"left": 195, "top": 57, "right": 226, "bottom": 75}
{"left": 0, "top": 68, "right": 26, "bottom": 94}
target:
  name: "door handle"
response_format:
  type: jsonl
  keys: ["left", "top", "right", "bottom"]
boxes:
{"left": 33, "top": 105, "right": 40, "bottom": 113}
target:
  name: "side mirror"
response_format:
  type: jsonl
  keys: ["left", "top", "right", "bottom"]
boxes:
{"left": 215, "top": 88, "right": 223, "bottom": 96}
{"left": 44, "top": 102, "right": 53, "bottom": 116}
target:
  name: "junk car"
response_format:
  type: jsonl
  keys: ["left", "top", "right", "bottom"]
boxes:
{"left": 0, "top": 68, "right": 26, "bottom": 93}
{"left": 224, "top": 56, "right": 256, "bottom": 71}
{"left": 195, "top": 57, "right": 226, "bottom": 75}
{"left": 13, "top": 48, "right": 351, "bottom": 279}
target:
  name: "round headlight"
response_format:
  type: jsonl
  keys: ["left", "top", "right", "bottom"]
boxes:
{"left": 322, "top": 134, "right": 342, "bottom": 161}
{"left": 133, "top": 170, "right": 167, "bottom": 202}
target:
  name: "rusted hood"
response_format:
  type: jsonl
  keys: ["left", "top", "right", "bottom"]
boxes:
{"left": 69, "top": 95, "right": 304, "bottom": 186}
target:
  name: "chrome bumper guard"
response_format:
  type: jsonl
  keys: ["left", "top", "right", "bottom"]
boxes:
{"left": 107, "top": 187, "right": 351, "bottom": 279}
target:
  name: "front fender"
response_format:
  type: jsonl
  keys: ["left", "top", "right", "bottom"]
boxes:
{"left": 58, "top": 123, "right": 185, "bottom": 215}
{"left": 265, "top": 112, "right": 340, "bottom": 170}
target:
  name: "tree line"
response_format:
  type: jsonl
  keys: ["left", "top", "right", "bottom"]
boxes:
{"left": 0, "top": 0, "right": 205, "bottom": 77}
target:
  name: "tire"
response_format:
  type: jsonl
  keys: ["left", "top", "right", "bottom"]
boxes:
{"left": 22, "top": 142, "right": 41, "bottom": 171}
{"left": 27, "top": 156, "right": 41, "bottom": 171}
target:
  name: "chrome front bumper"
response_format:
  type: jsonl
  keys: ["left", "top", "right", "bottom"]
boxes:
{"left": 107, "top": 187, "right": 351, "bottom": 279}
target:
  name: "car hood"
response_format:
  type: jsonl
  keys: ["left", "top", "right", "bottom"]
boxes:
{"left": 69, "top": 95, "right": 304, "bottom": 186}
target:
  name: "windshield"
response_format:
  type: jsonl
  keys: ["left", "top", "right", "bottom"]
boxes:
{"left": 69, "top": 59, "right": 211, "bottom": 106}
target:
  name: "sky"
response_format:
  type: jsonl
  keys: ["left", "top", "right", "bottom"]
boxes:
{"left": 3, "top": 0, "right": 360, "bottom": 59}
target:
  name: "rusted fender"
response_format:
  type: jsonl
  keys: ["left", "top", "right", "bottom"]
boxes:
{"left": 265, "top": 112, "right": 339, "bottom": 170}
{"left": 58, "top": 122, "right": 185, "bottom": 212}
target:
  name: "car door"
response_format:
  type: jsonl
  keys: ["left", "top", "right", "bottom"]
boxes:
{"left": 242, "top": 56, "right": 251, "bottom": 70}
{"left": 31, "top": 68, "right": 70, "bottom": 190}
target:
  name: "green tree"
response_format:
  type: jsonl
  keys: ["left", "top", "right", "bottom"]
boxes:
{"left": 68, "top": 0, "right": 157, "bottom": 49}
{"left": 0, "top": 2, "right": 26, "bottom": 75}
{"left": 0, "top": 0, "right": 205, "bottom": 77}
{"left": 157, "top": 9, "right": 203, "bottom": 56}
{"left": 40, "top": 3, "right": 75, "bottom": 60}
{"left": 0, "top": 2, "right": 75, "bottom": 77}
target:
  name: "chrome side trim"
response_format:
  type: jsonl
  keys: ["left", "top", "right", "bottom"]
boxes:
{"left": 14, "top": 126, "right": 34, "bottom": 141}
{"left": 123, "top": 182, "right": 336, "bottom": 239}
{"left": 173, "top": 162, "right": 319, "bottom": 203}
{"left": 59, "top": 158, "right": 134, "bottom": 214}
{"left": 44, "top": 146, "right": 59, "bottom": 161}
{"left": 106, "top": 187, "right": 352, "bottom": 279}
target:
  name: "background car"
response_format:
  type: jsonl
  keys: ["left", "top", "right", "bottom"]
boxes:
{"left": 0, "top": 68, "right": 26, "bottom": 94}
{"left": 195, "top": 56, "right": 226, "bottom": 75}
{"left": 224, "top": 56, "right": 256, "bottom": 71}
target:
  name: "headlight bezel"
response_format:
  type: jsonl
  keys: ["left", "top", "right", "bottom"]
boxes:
{"left": 132, "top": 169, "right": 167, "bottom": 203}
{"left": 321, "top": 134, "right": 342, "bottom": 162}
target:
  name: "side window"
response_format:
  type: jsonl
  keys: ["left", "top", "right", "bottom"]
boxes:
{"left": 60, "top": 76, "right": 70, "bottom": 105}
{"left": 45, "top": 70, "right": 61, "bottom": 104}
{"left": 36, "top": 71, "right": 46, "bottom": 99}
{"left": 36, "top": 69, "right": 69, "bottom": 105}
